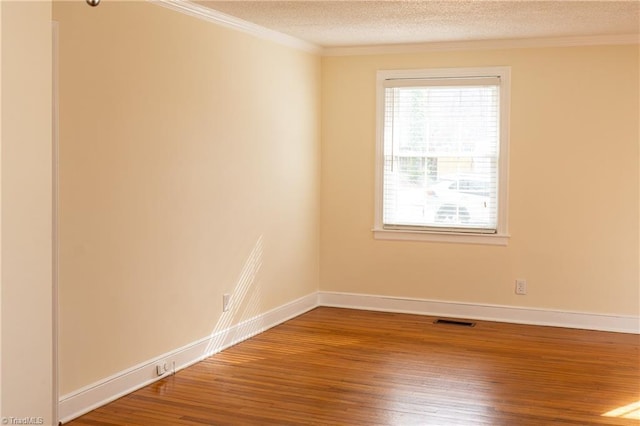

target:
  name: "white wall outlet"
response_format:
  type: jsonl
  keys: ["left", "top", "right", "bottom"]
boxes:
{"left": 515, "top": 279, "right": 527, "bottom": 295}
{"left": 156, "top": 362, "right": 168, "bottom": 376}
{"left": 223, "top": 293, "right": 231, "bottom": 312}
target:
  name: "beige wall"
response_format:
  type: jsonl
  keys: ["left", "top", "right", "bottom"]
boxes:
{"left": 1, "top": 0, "right": 54, "bottom": 422}
{"left": 0, "top": 0, "right": 636, "bottom": 418}
{"left": 321, "top": 45, "right": 639, "bottom": 316}
{"left": 50, "top": 0, "right": 640, "bottom": 406}
{"left": 1, "top": 1, "right": 3, "bottom": 415}
{"left": 54, "top": 2, "right": 320, "bottom": 394}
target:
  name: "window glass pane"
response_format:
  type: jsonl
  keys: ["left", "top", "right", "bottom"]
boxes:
{"left": 382, "top": 83, "right": 500, "bottom": 232}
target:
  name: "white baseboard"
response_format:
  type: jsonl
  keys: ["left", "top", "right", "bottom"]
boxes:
{"left": 58, "top": 292, "right": 318, "bottom": 424}
{"left": 59, "top": 290, "right": 639, "bottom": 423}
{"left": 318, "top": 291, "right": 640, "bottom": 334}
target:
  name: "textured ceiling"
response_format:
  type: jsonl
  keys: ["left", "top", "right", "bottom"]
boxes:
{"left": 194, "top": 1, "right": 640, "bottom": 47}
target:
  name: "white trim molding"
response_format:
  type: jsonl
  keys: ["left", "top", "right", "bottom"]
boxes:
{"left": 323, "top": 34, "right": 640, "bottom": 56}
{"left": 52, "top": 20, "right": 61, "bottom": 426}
{"left": 147, "top": 2, "right": 637, "bottom": 58}
{"left": 372, "top": 228, "right": 510, "bottom": 246}
{"left": 58, "top": 292, "right": 317, "bottom": 424}
{"left": 58, "top": 290, "right": 639, "bottom": 423}
{"left": 374, "top": 66, "right": 511, "bottom": 244}
{"left": 318, "top": 291, "right": 640, "bottom": 334}
{"left": 149, "top": 0, "right": 322, "bottom": 54}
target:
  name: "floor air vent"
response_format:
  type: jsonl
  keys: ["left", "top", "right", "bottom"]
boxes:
{"left": 434, "top": 319, "right": 476, "bottom": 327}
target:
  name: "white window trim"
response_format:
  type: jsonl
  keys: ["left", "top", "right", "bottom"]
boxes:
{"left": 373, "top": 66, "right": 511, "bottom": 245}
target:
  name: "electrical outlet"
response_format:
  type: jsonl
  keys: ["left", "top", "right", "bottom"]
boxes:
{"left": 156, "top": 362, "right": 168, "bottom": 376}
{"left": 223, "top": 293, "right": 231, "bottom": 312}
{"left": 515, "top": 279, "right": 527, "bottom": 295}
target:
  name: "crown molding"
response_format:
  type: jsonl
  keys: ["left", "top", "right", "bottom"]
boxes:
{"left": 145, "top": 2, "right": 637, "bottom": 58}
{"left": 149, "top": 0, "right": 322, "bottom": 55}
{"left": 322, "top": 34, "right": 640, "bottom": 57}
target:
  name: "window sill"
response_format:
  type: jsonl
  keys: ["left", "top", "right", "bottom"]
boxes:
{"left": 372, "top": 228, "right": 510, "bottom": 246}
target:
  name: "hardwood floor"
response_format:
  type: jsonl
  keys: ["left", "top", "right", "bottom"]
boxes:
{"left": 67, "top": 307, "right": 639, "bottom": 425}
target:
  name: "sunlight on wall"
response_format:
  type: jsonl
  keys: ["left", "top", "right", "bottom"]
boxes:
{"left": 204, "top": 235, "right": 264, "bottom": 355}
{"left": 602, "top": 400, "right": 640, "bottom": 419}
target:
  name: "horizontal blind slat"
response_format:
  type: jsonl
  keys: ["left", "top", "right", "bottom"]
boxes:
{"left": 382, "top": 80, "right": 500, "bottom": 231}
{"left": 384, "top": 76, "right": 500, "bottom": 88}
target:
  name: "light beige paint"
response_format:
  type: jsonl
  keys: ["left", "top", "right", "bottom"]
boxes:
{"left": 54, "top": 2, "right": 320, "bottom": 394}
{"left": 53, "top": 0, "right": 638, "bottom": 406}
{"left": 1, "top": 0, "right": 54, "bottom": 422}
{"left": 0, "top": 0, "right": 3, "bottom": 415}
{"left": 321, "top": 45, "right": 639, "bottom": 316}
{"left": 0, "top": 0, "right": 3, "bottom": 416}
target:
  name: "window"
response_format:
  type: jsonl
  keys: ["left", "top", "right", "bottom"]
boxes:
{"left": 374, "top": 67, "right": 510, "bottom": 245}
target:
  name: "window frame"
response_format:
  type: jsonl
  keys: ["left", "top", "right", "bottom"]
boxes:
{"left": 373, "top": 66, "right": 511, "bottom": 245}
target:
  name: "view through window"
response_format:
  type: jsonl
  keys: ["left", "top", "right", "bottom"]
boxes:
{"left": 375, "top": 67, "right": 510, "bottom": 242}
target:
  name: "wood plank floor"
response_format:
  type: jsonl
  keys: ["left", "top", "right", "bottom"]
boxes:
{"left": 67, "top": 307, "right": 639, "bottom": 425}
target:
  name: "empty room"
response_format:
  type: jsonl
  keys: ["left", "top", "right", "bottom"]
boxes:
{"left": 1, "top": 0, "right": 638, "bottom": 425}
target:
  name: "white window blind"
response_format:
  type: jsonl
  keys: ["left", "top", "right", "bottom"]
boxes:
{"left": 382, "top": 76, "right": 502, "bottom": 234}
